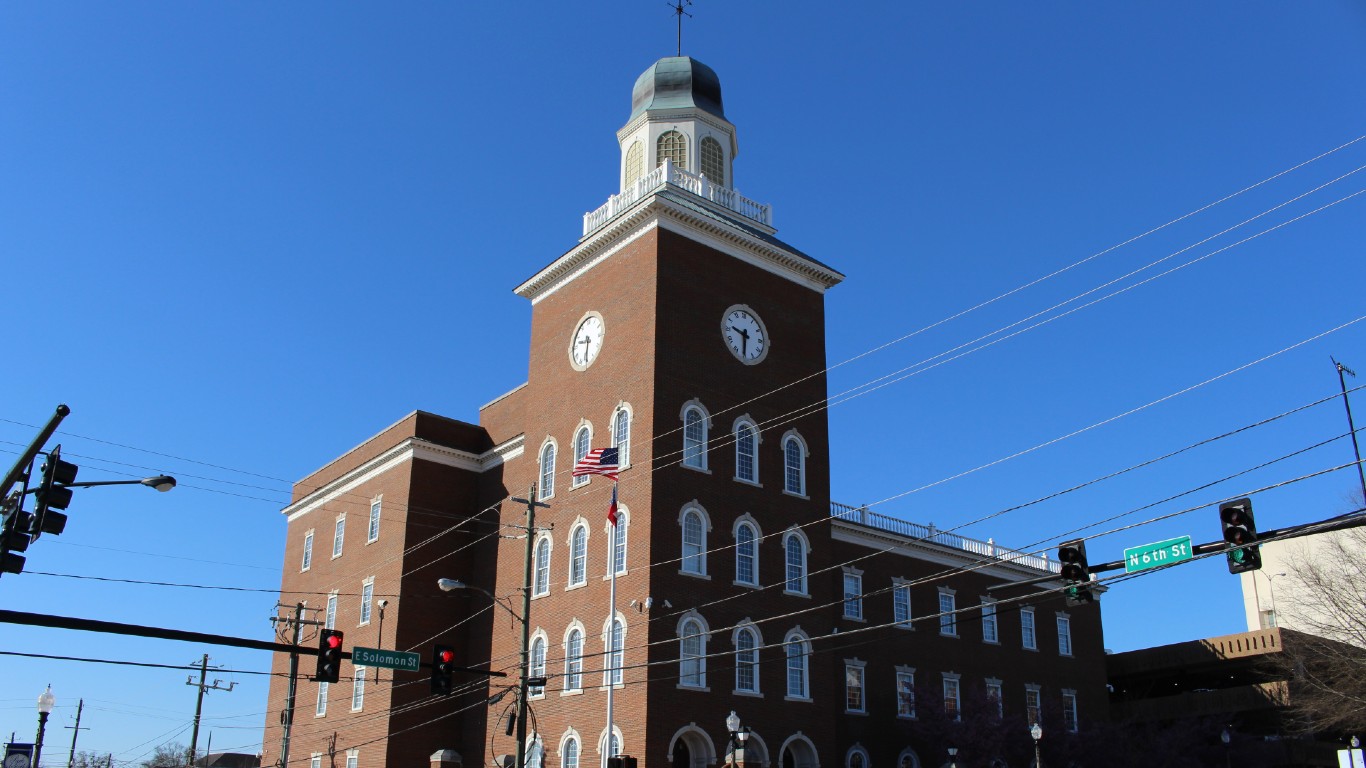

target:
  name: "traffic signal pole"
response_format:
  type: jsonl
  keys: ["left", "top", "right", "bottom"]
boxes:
{"left": 278, "top": 603, "right": 306, "bottom": 768}
{"left": 0, "top": 405, "right": 68, "bottom": 501}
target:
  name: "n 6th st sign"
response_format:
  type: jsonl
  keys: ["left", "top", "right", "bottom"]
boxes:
{"left": 1124, "top": 535, "right": 1193, "bottom": 574}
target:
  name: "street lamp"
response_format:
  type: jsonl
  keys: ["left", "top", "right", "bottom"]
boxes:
{"left": 1030, "top": 723, "right": 1042, "bottom": 768}
{"left": 438, "top": 578, "right": 531, "bottom": 768}
{"left": 34, "top": 685, "right": 55, "bottom": 768}
{"left": 946, "top": 747, "right": 958, "bottom": 768}
{"left": 1349, "top": 735, "right": 1360, "bottom": 768}
{"left": 62, "top": 476, "right": 177, "bottom": 492}
{"left": 1262, "top": 572, "right": 1288, "bottom": 627}
{"left": 725, "top": 711, "right": 749, "bottom": 767}
{"left": 1221, "top": 729, "right": 1231, "bottom": 768}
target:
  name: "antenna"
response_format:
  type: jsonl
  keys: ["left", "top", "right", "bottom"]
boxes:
{"left": 667, "top": 0, "right": 693, "bottom": 56}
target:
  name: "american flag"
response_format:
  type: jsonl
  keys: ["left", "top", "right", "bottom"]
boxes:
{"left": 571, "top": 447, "right": 619, "bottom": 481}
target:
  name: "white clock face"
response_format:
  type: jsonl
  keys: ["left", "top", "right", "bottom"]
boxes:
{"left": 569, "top": 313, "right": 605, "bottom": 370}
{"left": 722, "top": 305, "right": 768, "bottom": 364}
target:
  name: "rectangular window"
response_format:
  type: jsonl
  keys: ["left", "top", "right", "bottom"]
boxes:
{"left": 351, "top": 667, "right": 366, "bottom": 711}
{"left": 301, "top": 530, "right": 314, "bottom": 571}
{"left": 316, "top": 681, "right": 328, "bottom": 716}
{"left": 943, "top": 675, "right": 961, "bottom": 721}
{"left": 326, "top": 593, "right": 338, "bottom": 630}
{"left": 1057, "top": 615, "right": 1073, "bottom": 656}
{"left": 845, "top": 664, "right": 866, "bottom": 713}
{"left": 1062, "top": 690, "right": 1078, "bottom": 732}
{"left": 310, "top": 755, "right": 321, "bottom": 768}
{"left": 360, "top": 580, "right": 373, "bottom": 625}
{"left": 896, "top": 670, "right": 915, "bottom": 718}
{"left": 1022, "top": 608, "right": 1037, "bottom": 650}
{"left": 1025, "top": 685, "right": 1042, "bottom": 725}
{"left": 333, "top": 515, "right": 345, "bottom": 558}
{"left": 843, "top": 572, "right": 863, "bottom": 620}
{"left": 893, "top": 582, "right": 912, "bottom": 628}
{"left": 368, "top": 498, "right": 381, "bottom": 543}
{"left": 982, "top": 600, "right": 998, "bottom": 643}
{"left": 345, "top": 750, "right": 358, "bottom": 768}
{"left": 939, "top": 590, "right": 957, "bottom": 636}
{"left": 986, "top": 679, "right": 1003, "bottom": 718}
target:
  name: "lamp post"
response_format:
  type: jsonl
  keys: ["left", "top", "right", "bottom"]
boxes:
{"left": 725, "top": 711, "right": 749, "bottom": 768}
{"left": 34, "top": 686, "right": 55, "bottom": 768}
{"left": 438, "top": 578, "right": 531, "bottom": 768}
{"left": 375, "top": 599, "right": 387, "bottom": 684}
{"left": 1030, "top": 723, "right": 1042, "bottom": 768}
{"left": 1349, "top": 735, "right": 1360, "bottom": 768}
{"left": 1262, "top": 572, "right": 1288, "bottom": 627}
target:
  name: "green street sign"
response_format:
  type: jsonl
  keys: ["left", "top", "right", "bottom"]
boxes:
{"left": 1124, "top": 535, "right": 1193, "bottom": 574}
{"left": 351, "top": 646, "right": 421, "bottom": 672}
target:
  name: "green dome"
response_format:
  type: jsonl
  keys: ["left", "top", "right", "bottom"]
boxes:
{"left": 629, "top": 57, "right": 726, "bottom": 122}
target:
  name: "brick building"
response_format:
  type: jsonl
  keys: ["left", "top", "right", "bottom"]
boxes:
{"left": 261, "top": 56, "right": 1108, "bottom": 768}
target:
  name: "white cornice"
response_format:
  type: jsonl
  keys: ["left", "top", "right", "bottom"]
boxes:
{"left": 831, "top": 518, "right": 1063, "bottom": 584}
{"left": 515, "top": 193, "right": 842, "bottom": 304}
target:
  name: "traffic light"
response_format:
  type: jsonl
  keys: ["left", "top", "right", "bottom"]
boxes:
{"left": 1057, "top": 539, "right": 1094, "bottom": 605}
{"left": 1220, "top": 498, "right": 1262, "bottom": 574}
{"left": 1, "top": 505, "right": 34, "bottom": 576}
{"left": 316, "top": 629, "right": 344, "bottom": 683}
{"left": 32, "top": 446, "right": 78, "bottom": 541}
{"left": 431, "top": 644, "right": 455, "bottom": 695}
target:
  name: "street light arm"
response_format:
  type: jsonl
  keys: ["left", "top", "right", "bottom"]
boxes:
{"left": 437, "top": 578, "right": 524, "bottom": 624}
{"left": 25, "top": 476, "right": 177, "bottom": 493}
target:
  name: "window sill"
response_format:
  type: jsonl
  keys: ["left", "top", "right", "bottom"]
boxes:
{"left": 982, "top": 639, "right": 999, "bottom": 646}
{"left": 681, "top": 463, "right": 711, "bottom": 475}
{"left": 565, "top": 581, "right": 588, "bottom": 592}
{"left": 844, "top": 710, "right": 868, "bottom": 717}
{"left": 896, "top": 714, "right": 917, "bottom": 721}
{"left": 842, "top": 614, "right": 866, "bottom": 623}
{"left": 676, "top": 683, "right": 710, "bottom": 692}
{"left": 781, "top": 490, "right": 810, "bottom": 500}
{"left": 732, "top": 689, "right": 763, "bottom": 698}
{"left": 560, "top": 689, "right": 583, "bottom": 698}
{"left": 783, "top": 695, "right": 813, "bottom": 703}
{"left": 358, "top": 620, "right": 371, "bottom": 628}
{"left": 733, "top": 580, "right": 761, "bottom": 590}
{"left": 366, "top": 537, "right": 379, "bottom": 546}
{"left": 1023, "top": 646, "right": 1039, "bottom": 652}
{"left": 894, "top": 623, "right": 914, "bottom": 631}
{"left": 733, "top": 477, "right": 762, "bottom": 488}
{"left": 783, "top": 589, "right": 811, "bottom": 599}
{"left": 939, "top": 632, "right": 959, "bottom": 639}
{"left": 602, "top": 571, "right": 628, "bottom": 580}
{"left": 680, "top": 570, "right": 712, "bottom": 581}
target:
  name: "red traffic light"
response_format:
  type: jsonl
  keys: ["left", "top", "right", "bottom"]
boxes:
{"left": 326, "top": 634, "right": 343, "bottom": 650}
{"left": 439, "top": 649, "right": 455, "bottom": 664}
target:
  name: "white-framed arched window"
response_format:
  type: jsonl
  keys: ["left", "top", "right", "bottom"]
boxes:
{"left": 539, "top": 438, "right": 557, "bottom": 500}
{"left": 597, "top": 728, "right": 624, "bottom": 768}
{"left": 700, "top": 136, "right": 724, "bottom": 186}
{"left": 783, "top": 528, "right": 810, "bottom": 595}
{"left": 734, "top": 514, "right": 761, "bottom": 587}
{"left": 606, "top": 505, "right": 629, "bottom": 576}
{"left": 611, "top": 403, "right": 632, "bottom": 469}
{"left": 568, "top": 521, "right": 588, "bottom": 587}
{"left": 677, "top": 612, "right": 710, "bottom": 689}
{"left": 896, "top": 748, "right": 923, "bottom": 768}
{"left": 563, "top": 622, "right": 585, "bottom": 693}
{"left": 846, "top": 746, "right": 870, "bottom": 768}
{"left": 560, "top": 730, "right": 582, "bottom": 768}
{"left": 602, "top": 614, "right": 626, "bottom": 687}
{"left": 533, "top": 534, "right": 553, "bottom": 597}
{"left": 572, "top": 422, "right": 592, "bottom": 488}
{"left": 679, "top": 502, "right": 711, "bottom": 576}
{"left": 781, "top": 429, "right": 808, "bottom": 497}
{"left": 681, "top": 400, "right": 710, "bottom": 470}
{"left": 657, "top": 130, "right": 687, "bottom": 170}
{"left": 784, "top": 628, "right": 811, "bottom": 700}
{"left": 733, "top": 416, "right": 759, "bottom": 484}
{"left": 733, "top": 621, "right": 761, "bottom": 694}
{"left": 529, "top": 631, "right": 548, "bottom": 699}
{"left": 624, "top": 141, "right": 643, "bottom": 188}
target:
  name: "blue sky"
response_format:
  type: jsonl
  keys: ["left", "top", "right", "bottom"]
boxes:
{"left": 3, "top": 1, "right": 1366, "bottom": 763}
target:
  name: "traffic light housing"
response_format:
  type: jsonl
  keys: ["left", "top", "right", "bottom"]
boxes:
{"left": 1220, "top": 498, "right": 1262, "bottom": 574}
{"left": 32, "top": 447, "right": 78, "bottom": 541}
{"left": 1057, "top": 539, "right": 1094, "bottom": 605}
{"left": 431, "top": 644, "right": 455, "bottom": 695}
{"left": 1, "top": 506, "right": 33, "bottom": 576}
{"left": 316, "top": 629, "right": 344, "bottom": 683}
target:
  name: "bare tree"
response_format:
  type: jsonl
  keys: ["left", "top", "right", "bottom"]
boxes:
{"left": 141, "top": 742, "right": 191, "bottom": 768}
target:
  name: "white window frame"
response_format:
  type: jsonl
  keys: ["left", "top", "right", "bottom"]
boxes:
{"left": 1025, "top": 684, "right": 1042, "bottom": 725}
{"left": 733, "top": 416, "right": 759, "bottom": 484}
{"left": 895, "top": 667, "right": 916, "bottom": 719}
{"left": 533, "top": 535, "right": 552, "bottom": 597}
{"left": 784, "top": 629, "right": 811, "bottom": 701}
{"left": 602, "top": 615, "right": 625, "bottom": 687}
{"left": 563, "top": 623, "right": 585, "bottom": 694}
{"left": 893, "top": 580, "right": 913, "bottom": 629}
{"left": 679, "top": 503, "right": 710, "bottom": 577}
{"left": 315, "top": 681, "right": 328, "bottom": 716}
{"left": 844, "top": 658, "right": 867, "bottom": 713}
{"left": 301, "top": 529, "right": 314, "bottom": 571}
{"left": 1022, "top": 608, "right": 1037, "bottom": 650}
{"left": 781, "top": 430, "right": 809, "bottom": 497}
{"left": 345, "top": 749, "right": 357, "bottom": 768}
{"left": 351, "top": 666, "right": 365, "bottom": 711}
{"left": 572, "top": 423, "right": 592, "bottom": 488}
{"left": 942, "top": 672, "right": 961, "bottom": 721}
{"left": 1057, "top": 613, "right": 1073, "bottom": 656}
{"left": 529, "top": 632, "right": 548, "bottom": 699}
{"left": 310, "top": 754, "right": 321, "bottom": 768}
{"left": 568, "top": 522, "right": 589, "bottom": 588}
{"left": 326, "top": 592, "right": 338, "bottom": 630}
{"left": 733, "top": 622, "right": 761, "bottom": 695}
{"left": 783, "top": 528, "right": 810, "bottom": 596}
{"left": 986, "top": 677, "right": 1003, "bottom": 719}
{"left": 332, "top": 513, "right": 346, "bottom": 559}
{"left": 1062, "top": 688, "right": 1079, "bottom": 732}
{"left": 842, "top": 569, "right": 864, "bottom": 620}
{"left": 367, "top": 496, "right": 381, "bottom": 543}
{"left": 611, "top": 404, "right": 631, "bottom": 469}
{"left": 560, "top": 733, "right": 581, "bottom": 768}
{"left": 680, "top": 401, "right": 711, "bottom": 471}
{"left": 982, "top": 598, "right": 998, "bottom": 644}
{"left": 845, "top": 746, "right": 870, "bottom": 768}
{"left": 733, "top": 515, "right": 760, "bottom": 587}
{"left": 938, "top": 588, "right": 957, "bottom": 636}
{"left": 539, "top": 439, "right": 557, "bottom": 500}
{"left": 359, "top": 578, "right": 374, "bottom": 625}
{"left": 607, "top": 505, "right": 628, "bottom": 576}
{"left": 677, "top": 613, "right": 709, "bottom": 690}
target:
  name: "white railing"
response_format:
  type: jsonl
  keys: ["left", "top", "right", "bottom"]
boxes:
{"left": 582, "top": 158, "right": 773, "bottom": 237}
{"left": 831, "top": 502, "right": 1060, "bottom": 574}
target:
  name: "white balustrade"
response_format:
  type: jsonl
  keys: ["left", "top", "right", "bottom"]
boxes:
{"left": 583, "top": 158, "right": 773, "bottom": 236}
{"left": 831, "top": 503, "right": 1062, "bottom": 574}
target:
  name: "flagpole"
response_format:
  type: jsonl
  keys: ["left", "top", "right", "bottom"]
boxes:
{"left": 606, "top": 479, "right": 618, "bottom": 768}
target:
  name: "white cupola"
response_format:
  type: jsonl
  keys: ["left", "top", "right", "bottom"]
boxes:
{"left": 616, "top": 57, "right": 738, "bottom": 193}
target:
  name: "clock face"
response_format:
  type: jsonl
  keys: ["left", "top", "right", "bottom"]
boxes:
{"left": 569, "top": 313, "right": 605, "bottom": 370}
{"left": 722, "top": 305, "right": 768, "bottom": 364}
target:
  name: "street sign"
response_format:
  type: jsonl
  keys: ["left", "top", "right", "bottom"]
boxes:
{"left": 352, "top": 646, "right": 421, "bottom": 671}
{"left": 1124, "top": 535, "right": 1193, "bottom": 574}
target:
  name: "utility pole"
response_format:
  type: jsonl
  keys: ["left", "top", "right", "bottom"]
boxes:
{"left": 1332, "top": 357, "right": 1366, "bottom": 503}
{"left": 507, "top": 485, "right": 548, "bottom": 768}
{"left": 271, "top": 603, "right": 320, "bottom": 768}
{"left": 64, "top": 699, "right": 87, "bottom": 768}
{"left": 186, "top": 654, "right": 235, "bottom": 768}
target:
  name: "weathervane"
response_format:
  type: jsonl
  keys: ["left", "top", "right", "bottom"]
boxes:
{"left": 668, "top": 0, "right": 693, "bottom": 56}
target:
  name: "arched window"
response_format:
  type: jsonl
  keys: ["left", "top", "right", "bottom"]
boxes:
{"left": 735, "top": 421, "right": 757, "bottom": 483}
{"left": 534, "top": 536, "right": 552, "bottom": 596}
{"left": 539, "top": 440, "right": 556, "bottom": 499}
{"left": 604, "top": 617, "right": 625, "bottom": 686}
{"left": 784, "top": 530, "right": 809, "bottom": 595}
{"left": 624, "top": 141, "right": 643, "bottom": 188}
{"left": 783, "top": 431, "right": 808, "bottom": 496}
{"left": 785, "top": 631, "right": 810, "bottom": 699}
{"left": 569, "top": 524, "right": 588, "bottom": 587}
{"left": 612, "top": 406, "right": 631, "bottom": 468}
{"left": 735, "top": 520, "right": 758, "bottom": 586}
{"left": 573, "top": 425, "right": 592, "bottom": 488}
{"left": 679, "top": 616, "right": 707, "bottom": 688}
{"left": 734, "top": 625, "right": 759, "bottom": 693}
{"left": 681, "top": 507, "right": 708, "bottom": 575}
{"left": 846, "top": 747, "right": 870, "bottom": 768}
{"left": 564, "top": 626, "right": 584, "bottom": 692}
{"left": 682, "top": 403, "right": 709, "bottom": 470}
{"left": 529, "top": 635, "right": 546, "bottom": 698}
{"left": 657, "top": 130, "right": 687, "bottom": 170}
{"left": 608, "top": 506, "right": 628, "bottom": 575}
{"left": 561, "top": 733, "right": 580, "bottom": 768}
{"left": 700, "top": 136, "right": 724, "bottom": 185}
